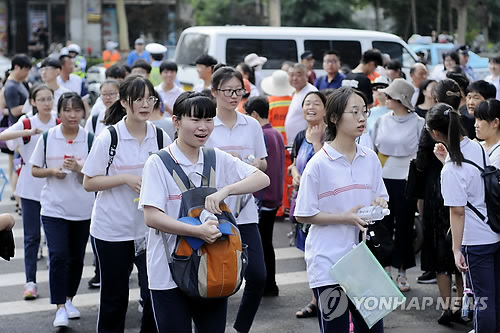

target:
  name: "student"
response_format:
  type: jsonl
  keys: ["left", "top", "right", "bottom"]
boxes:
{"left": 0, "top": 84, "right": 60, "bottom": 300}
{"left": 82, "top": 75, "right": 172, "bottom": 333}
{"left": 140, "top": 91, "right": 269, "bottom": 333}
{"left": 149, "top": 89, "right": 176, "bottom": 141}
{"left": 30, "top": 92, "right": 95, "bottom": 328}
{"left": 294, "top": 87, "right": 388, "bottom": 333}
{"left": 206, "top": 66, "right": 268, "bottom": 333}
{"left": 465, "top": 80, "right": 497, "bottom": 116}
{"left": 474, "top": 99, "right": 500, "bottom": 168}
{"left": 131, "top": 59, "right": 152, "bottom": 79}
{"left": 84, "top": 79, "right": 120, "bottom": 136}
{"left": 154, "top": 61, "right": 183, "bottom": 116}
{"left": 243, "top": 96, "right": 285, "bottom": 297}
{"left": 90, "top": 64, "right": 127, "bottom": 117}
{"left": 426, "top": 102, "right": 500, "bottom": 333}
{"left": 193, "top": 54, "right": 218, "bottom": 92}
{"left": 485, "top": 56, "right": 500, "bottom": 101}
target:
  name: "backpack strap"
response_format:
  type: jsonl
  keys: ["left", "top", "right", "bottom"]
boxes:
{"left": 201, "top": 147, "right": 216, "bottom": 187}
{"left": 462, "top": 144, "right": 487, "bottom": 222}
{"left": 91, "top": 114, "right": 99, "bottom": 133}
{"left": 42, "top": 130, "right": 49, "bottom": 167}
{"left": 155, "top": 125, "right": 164, "bottom": 150}
{"left": 106, "top": 126, "right": 118, "bottom": 176}
{"left": 87, "top": 131, "right": 94, "bottom": 153}
{"left": 489, "top": 144, "right": 500, "bottom": 157}
{"left": 156, "top": 148, "right": 191, "bottom": 192}
{"left": 22, "top": 118, "right": 31, "bottom": 144}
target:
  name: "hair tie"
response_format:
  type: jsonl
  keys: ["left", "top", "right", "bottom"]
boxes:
{"left": 445, "top": 90, "right": 460, "bottom": 97}
{"left": 444, "top": 109, "right": 452, "bottom": 116}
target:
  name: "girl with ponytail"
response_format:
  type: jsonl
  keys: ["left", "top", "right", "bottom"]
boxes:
{"left": 426, "top": 102, "right": 500, "bottom": 333}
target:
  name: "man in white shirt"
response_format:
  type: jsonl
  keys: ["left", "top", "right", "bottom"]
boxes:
{"left": 193, "top": 54, "right": 217, "bottom": 92}
{"left": 154, "top": 61, "right": 183, "bottom": 116}
{"left": 57, "top": 54, "right": 83, "bottom": 95}
{"left": 409, "top": 63, "right": 429, "bottom": 106}
{"left": 485, "top": 56, "right": 500, "bottom": 101}
{"left": 284, "top": 63, "right": 317, "bottom": 144}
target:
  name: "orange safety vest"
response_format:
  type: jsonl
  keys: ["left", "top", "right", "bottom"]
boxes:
{"left": 268, "top": 95, "right": 292, "bottom": 145}
{"left": 102, "top": 50, "right": 121, "bottom": 69}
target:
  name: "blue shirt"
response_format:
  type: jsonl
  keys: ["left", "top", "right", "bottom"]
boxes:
{"left": 126, "top": 50, "right": 151, "bottom": 66}
{"left": 314, "top": 72, "right": 345, "bottom": 90}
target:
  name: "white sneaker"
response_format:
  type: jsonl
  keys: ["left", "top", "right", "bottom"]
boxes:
{"left": 65, "top": 300, "right": 80, "bottom": 319}
{"left": 53, "top": 308, "right": 69, "bottom": 327}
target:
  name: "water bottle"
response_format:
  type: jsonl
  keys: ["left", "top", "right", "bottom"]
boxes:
{"left": 62, "top": 140, "right": 74, "bottom": 174}
{"left": 199, "top": 209, "right": 218, "bottom": 223}
{"left": 461, "top": 273, "right": 474, "bottom": 322}
{"left": 357, "top": 206, "right": 390, "bottom": 223}
{"left": 245, "top": 154, "right": 255, "bottom": 165}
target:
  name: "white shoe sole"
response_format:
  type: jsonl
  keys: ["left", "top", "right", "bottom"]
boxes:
{"left": 67, "top": 312, "right": 80, "bottom": 319}
{"left": 53, "top": 319, "right": 69, "bottom": 327}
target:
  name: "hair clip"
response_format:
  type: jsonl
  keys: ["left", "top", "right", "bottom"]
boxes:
{"left": 445, "top": 90, "right": 461, "bottom": 97}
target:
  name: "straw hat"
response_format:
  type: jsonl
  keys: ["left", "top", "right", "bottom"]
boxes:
{"left": 261, "top": 70, "right": 294, "bottom": 96}
{"left": 379, "top": 78, "right": 415, "bottom": 111}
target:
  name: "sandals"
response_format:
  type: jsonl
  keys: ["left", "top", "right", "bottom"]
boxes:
{"left": 296, "top": 302, "right": 317, "bottom": 318}
{"left": 397, "top": 275, "right": 410, "bottom": 292}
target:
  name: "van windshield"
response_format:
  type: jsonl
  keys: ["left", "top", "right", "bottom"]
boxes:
{"left": 226, "top": 39, "right": 298, "bottom": 69}
{"left": 176, "top": 33, "right": 210, "bottom": 66}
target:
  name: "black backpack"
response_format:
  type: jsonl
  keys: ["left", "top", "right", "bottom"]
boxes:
{"left": 462, "top": 144, "right": 500, "bottom": 233}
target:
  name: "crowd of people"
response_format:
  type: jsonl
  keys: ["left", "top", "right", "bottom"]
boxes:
{"left": 0, "top": 41, "right": 499, "bottom": 333}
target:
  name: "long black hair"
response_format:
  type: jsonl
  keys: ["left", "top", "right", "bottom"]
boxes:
{"left": 103, "top": 75, "right": 154, "bottom": 125}
{"left": 415, "top": 79, "right": 436, "bottom": 106}
{"left": 433, "top": 79, "right": 461, "bottom": 110}
{"left": 425, "top": 103, "right": 465, "bottom": 165}
{"left": 325, "top": 87, "right": 368, "bottom": 141}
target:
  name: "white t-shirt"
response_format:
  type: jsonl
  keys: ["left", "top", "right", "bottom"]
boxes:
{"left": 284, "top": 83, "right": 318, "bottom": 144}
{"left": 22, "top": 85, "right": 71, "bottom": 116}
{"left": 155, "top": 83, "right": 184, "bottom": 115}
{"left": 205, "top": 111, "right": 267, "bottom": 225}
{"left": 30, "top": 125, "right": 95, "bottom": 220}
{"left": 57, "top": 74, "right": 82, "bottom": 95}
{"left": 193, "top": 83, "right": 211, "bottom": 93}
{"left": 6, "top": 114, "right": 59, "bottom": 201}
{"left": 485, "top": 75, "right": 500, "bottom": 101}
{"left": 139, "top": 142, "right": 257, "bottom": 290}
{"left": 90, "top": 97, "right": 105, "bottom": 116}
{"left": 483, "top": 140, "right": 500, "bottom": 169}
{"left": 84, "top": 106, "right": 106, "bottom": 136}
{"left": 294, "top": 143, "right": 388, "bottom": 288}
{"left": 441, "top": 138, "right": 500, "bottom": 246}
{"left": 82, "top": 119, "right": 172, "bottom": 241}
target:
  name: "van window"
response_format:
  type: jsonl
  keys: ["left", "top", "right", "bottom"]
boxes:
{"left": 176, "top": 33, "right": 210, "bottom": 66}
{"left": 373, "top": 41, "right": 416, "bottom": 67}
{"left": 226, "top": 39, "right": 297, "bottom": 69}
{"left": 304, "top": 40, "right": 361, "bottom": 71}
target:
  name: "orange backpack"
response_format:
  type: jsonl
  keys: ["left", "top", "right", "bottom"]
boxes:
{"left": 156, "top": 147, "right": 248, "bottom": 298}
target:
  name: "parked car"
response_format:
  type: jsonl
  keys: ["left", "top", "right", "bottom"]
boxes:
{"left": 409, "top": 43, "right": 489, "bottom": 80}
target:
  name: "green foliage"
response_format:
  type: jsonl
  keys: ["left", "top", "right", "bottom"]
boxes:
{"left": 280, "top": 0, "right": 358, "bottom": 28}
{"left": 191, "top": 0, "right": 268, "bottom": 26}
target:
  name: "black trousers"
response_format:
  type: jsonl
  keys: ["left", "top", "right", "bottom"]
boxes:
{"left": 257, "top": 208, "right": 279, "bottom": 290}
{"left": 92, "top": 236, "right": 156, "bottom": 333}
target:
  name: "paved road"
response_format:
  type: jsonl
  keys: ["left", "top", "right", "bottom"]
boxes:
{"left": 0, "top": 154, "right": 473, "bottom": 333}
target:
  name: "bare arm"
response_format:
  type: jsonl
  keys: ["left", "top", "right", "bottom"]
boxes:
{"left": 32, "top": 165, "right": 66, "bottom": 179}
{"left": 0, "top": 128, "right": 42, "bottom": 141}
{"left": 83, "top": 173, "right": 143, "bottom": 193}
{"left": 253, "top": 158, "right": 267, "bottom": 172}
{"left": 144, "top": 206, "right": 221, "bottom": 244}
{"left": 296, "top": 205, "right": 367, "bottom": 231}
{"left": 9, "top": 105, "right": 24, "bottom": 117}
{"left": 449, "top": 206, "right": 467, "bottom": 272}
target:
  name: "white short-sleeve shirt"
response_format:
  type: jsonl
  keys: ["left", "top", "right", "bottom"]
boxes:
{"left": 84, "top": 106, "right": 106, "bottom": 136}
{"left": 139, "top": 141, "right": 257, "bottom": 290}
{"left": 155, "top": 84, "right": 184, "bottom": 115}
{"left": 30, "top": 125, "right": 95, "bottom": 220}
{"left": 484, "top": 140, "right": 500, "bottom": 169}
{"left": 205, "top": 111, "right": 267, "bottom": 225}
{"left": 6, "top": 113, "right": 59, "bottom": 201}
{"left": 57, "top": 74, "right": 82, "bottom": 95}
{"left": 81, "top": 119, "right": 172, "bottom": 241}
{"left": 294, "top": 143, "right": 389, "bottom": 288}
{"left": 284, "top": 83, "right": 318, "bottom": 144}
{"left": 90, "top": 97, "right": 105, "bottom": 116}
{"left": 441, "top": 138, "right": 500, "bottom": 246}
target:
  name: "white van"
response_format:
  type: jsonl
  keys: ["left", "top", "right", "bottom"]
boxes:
{"left": 175, "top": 26, "right": 419, "bottom": 90}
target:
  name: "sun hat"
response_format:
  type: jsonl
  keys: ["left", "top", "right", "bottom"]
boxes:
{"left": 379, "top": 78, "right": 415, "bottom": 111}
{"left": 371, "top": 75, "right": 390, "bottom": 90}
{"left": 261, "top": 70, "right": 295, "bottom": 96}
{"left": 106, "top": 41, "right": 119, "bottom": 50}
{"left": 244, "top": 53, "right": 267, "bottom": 68}
{"left": 145, "top": 43, "right": 167, "bottom": 55}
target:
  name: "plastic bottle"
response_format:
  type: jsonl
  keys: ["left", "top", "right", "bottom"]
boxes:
{"left": 62, "top": 140, "right": 74, "bottom": 174}
{"left": 245, "top": 154, "right": 255, "bottom": 165}
{"left": 461, "top": 272, "right": 474, "bottom": 322}
{"left": 357, "top": 206, "right": 390, "bottom": 222}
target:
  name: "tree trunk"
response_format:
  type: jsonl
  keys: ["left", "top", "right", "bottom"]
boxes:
{"left": 116, "top": 0, "right": 129, "bottom": 52}
{"left": 411, "top": 0, "right": 417, "bottom": 34}
{"left": 448, "top": 1, "right": 453, "bottom": 35}
{"left": 477, "top": 0, "right": 489, "bottom": 47}
{"left": 269, "top": 0, "right": 280, "bottom": 26}
{"left": 456, "top": 1, "right": 467, "bottom": 44}
{"left": 436, "top": 0, "right": 442, "bottom": 34}
{"left": 373, "top": 0, "right": 380, "bottom": 31}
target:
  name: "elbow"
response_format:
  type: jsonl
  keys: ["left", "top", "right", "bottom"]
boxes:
{"left": 83, "top": 176, "right": 94, "bottom": 192}
{"left": 260, "top": 171, "right": 270, "bottom": 188}
{"left": 296, "top": 215, "right": 307, "bottom": 224}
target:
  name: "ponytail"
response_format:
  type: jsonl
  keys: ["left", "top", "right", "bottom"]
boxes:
{"left": 103, "top": 99, "right": 125, "bottom": 125}
{"left": 426, "top": 103, "right": 465, "bottom": 166}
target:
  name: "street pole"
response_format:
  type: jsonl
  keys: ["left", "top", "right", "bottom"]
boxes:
{"left": 116, "top": 0, "right": 129, "bottom": 53}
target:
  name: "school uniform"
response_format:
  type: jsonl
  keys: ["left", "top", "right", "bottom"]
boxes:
{"left": 205, "top": 111, "right": 268, "bottom": 333}
{"left": 84, "top": 106, "right": 106, "bottom": 136}
{"left": 29, "top": 124, "right": 95, "bottom": 305}
{"left": 483, "top": 140, "right": 500, "bottom": 169}
{"left": 82, "top": 118, "right": 171, "bottom": 333}
{"left": 441, "top": 138, "right": 500, "bottom": 333}
{"left": 6, "top": 113, "right": 59, "bottom": 284}
{"left": 139, "top": 141, "right": 257, "bottom": 332}
{"left": 294, "top": 143, "right": 388, "bottom": 333}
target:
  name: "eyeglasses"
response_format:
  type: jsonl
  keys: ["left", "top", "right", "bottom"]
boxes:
{"left": 101, "top": 92, "right": 118, "bottom": 99}
{"left": 133, "top": 96, "right": 158, "bottom": 105}
{"left": 35, "top": 96, "right": 53, "bottom": 104}
{"left": 344, "top": 107, "right": 371, "bottom": 120}
{"left": 216, "top": 89, "right": 246, "bottom": 97}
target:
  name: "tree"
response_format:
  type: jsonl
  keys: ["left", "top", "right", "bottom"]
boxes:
{"left": 190, "top": 0, "right": 268, "bottom": 26}
{"left": 280, "top": 0, "right": 358, "bottom": 28}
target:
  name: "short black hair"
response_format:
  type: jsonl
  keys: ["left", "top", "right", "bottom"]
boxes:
{"left": 40, "top": 57, "right": 61, "bottom": 69}
{"left": 105, "top": 64, "right": 127, "bottom": 79}
{"left": 489, "top": 56, "right": 500, "bottom": 65}
{"left": 59, "top": 54, "right": 72, "bottom": 64}
{"left": 159, "top": 61, "right": 178, "bottom": 73}
{"left": 195, "top": 54, "right": 217, "bottom": 67}
{"left": 442, "top": 51, "right": 459, "bottom": 65}
{"left": 474, "top": 99, "right": 500, "bottom": 122}
{"left": 385, "top": 60, "right": 402, "bottom": 71}
{"left": 11, "top": 54, "right": 32, "bottom": 70}
{"left": 323, "top": 50, "right": 340, "bottom": 59}
{"left": 361, "top": 49, "right": 383, "bottom": 67}
{"left": 131, "top": 59, "right": 152, "bottom": 74}
{"left": 244, "top": 96, "right": 269, "bottom": 119}
{"left": 466, "top": 80, "right": 497, "bottom": 99}
{"left": 151, "top": 53, "right": 163, "bottom": 61}
{"left": 173, "top": 91, "right": 216, "bottom": 120}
